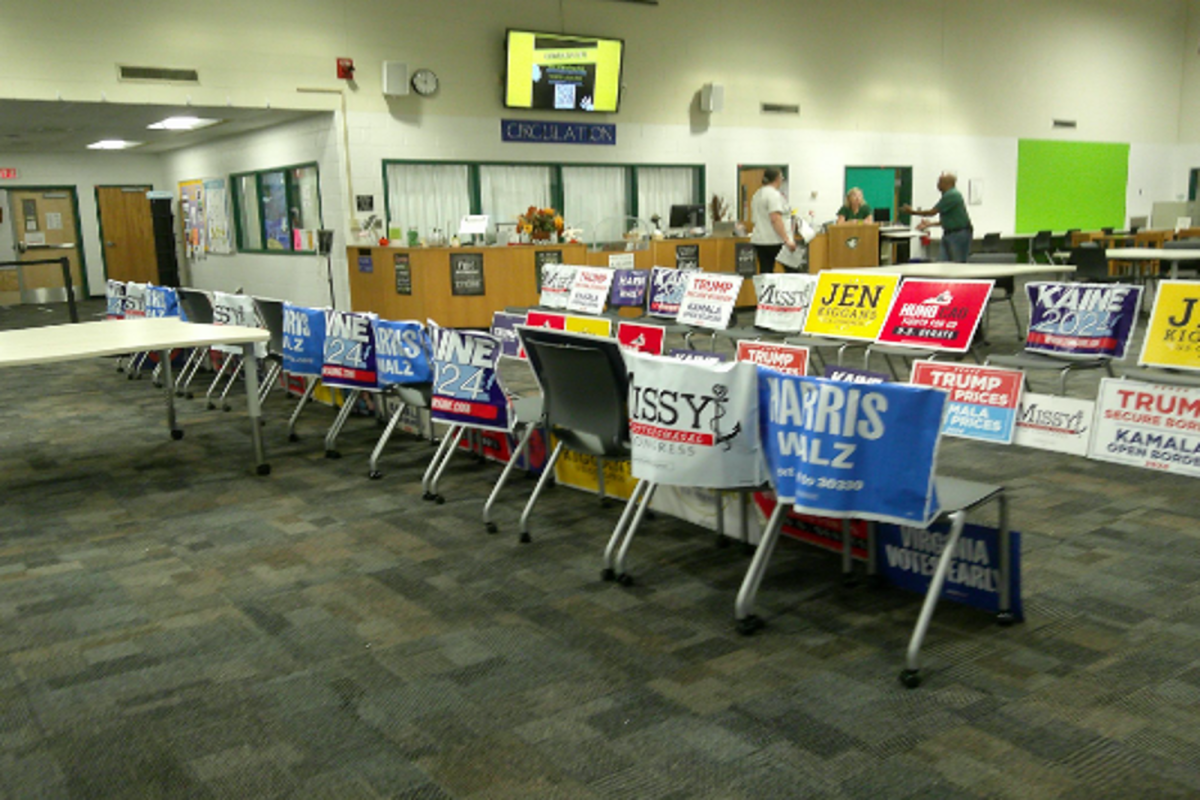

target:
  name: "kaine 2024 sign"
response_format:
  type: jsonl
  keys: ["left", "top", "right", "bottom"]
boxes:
{"left": 501, "top": 119, "right": 616, "bottom": 146}
{"left": 430, "top": 325, "right": 512, "bottom": 432}
{"left": 1026, "top": 281, "right": 1142, "bottom": 359}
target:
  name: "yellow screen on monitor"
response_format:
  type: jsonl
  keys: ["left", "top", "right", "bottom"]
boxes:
{"left": 506, "top": 31, "right": 623, "bottom": 112}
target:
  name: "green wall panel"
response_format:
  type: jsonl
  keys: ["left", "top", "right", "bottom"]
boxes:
{"left": 845, "top": 167, "right": 894, "bottom": 213}
{"left": 1015, "top": 140, "right": 1128, "bottom": 234}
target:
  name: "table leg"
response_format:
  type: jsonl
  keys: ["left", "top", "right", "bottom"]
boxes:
{"left": 161, "top": 350, "right": 182, "bottom": 440}
{"left": 241, "top": 343, "right": 270, "bottom": 476}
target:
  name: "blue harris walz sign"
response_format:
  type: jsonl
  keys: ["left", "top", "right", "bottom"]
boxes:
{"left": 501, "top": 119, "right": 616, "bottom": 146}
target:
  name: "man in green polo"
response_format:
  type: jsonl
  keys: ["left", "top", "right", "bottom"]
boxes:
{"left": 902, "top": 172, "right": 973, "bottom": 262}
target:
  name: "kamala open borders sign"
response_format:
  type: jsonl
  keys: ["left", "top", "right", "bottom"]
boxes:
{"left": 502, "top": 119, "right": 616, "bottom": 145}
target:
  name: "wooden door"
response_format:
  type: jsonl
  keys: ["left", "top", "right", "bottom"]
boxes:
{"left": 96, "top": 186, "right": 157, "bottom": 283}
{"left": 738, "top": 167, "right": 768, "bottom": 233}
{"left": 8, "top": 189, "right": 85, "bottom": 303}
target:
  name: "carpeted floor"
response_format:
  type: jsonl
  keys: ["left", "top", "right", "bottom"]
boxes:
{"left": 1, "top": 294, "right": 1199, "bottom": 799}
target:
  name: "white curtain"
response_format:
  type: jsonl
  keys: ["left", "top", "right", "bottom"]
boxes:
{"left": 236, "top": 174, "right": 262, "bottom": 250}
{"left": 479, "top": 165, "right": 552, "bottom": 230}
{"left": 638, "top": 167, "right": 698, "bottom": 226}
{"left": 563, "top": 166, "right": 627, "bottom": 237}
{"left": 293, "top": 166, "right": 322, "bottom": 230}
{"left": 386, "top": 163, "right": 472, "bottom": 240}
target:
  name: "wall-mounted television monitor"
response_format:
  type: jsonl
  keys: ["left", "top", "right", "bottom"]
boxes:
{"left": 669, "top": 204, "right": 704, "bottom": 229}
{"left": 873, "top": 207, "right": 891, "bottom": 223}
{"left": 505, "top": 30, "right": 624, "bottom": 113}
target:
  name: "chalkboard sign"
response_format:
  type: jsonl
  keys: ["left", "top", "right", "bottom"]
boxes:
{"left": 676, "top": 244, "right": 700, "bottom": 270}
{"left": 534, "top": 249, "right": 563, "bottom": 292}
{"left": 394, "top": 253, "right": 412, "bottom": 295}
{"left": 450, "top": 253, "right": 486, "bottom": 296}
{"left": 735, "top": 243, "right": 757, "bottom": 277}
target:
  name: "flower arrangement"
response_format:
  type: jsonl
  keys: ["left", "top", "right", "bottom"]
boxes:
{"left": 519, "top": 206, "right": 564, "bottom": 240}
{"left": 709, "top": 193, "right": 730, "bottom": 223}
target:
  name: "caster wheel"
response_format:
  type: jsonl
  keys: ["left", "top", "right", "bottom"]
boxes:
{"left": 288, "top": 433, "right": 299, "bottom": 443}
{"left": 256, "top": 464, "right": 272, "bottom": 476}
{"left": 206, "top": 403, "right": 216, "bottom": 410}
{"left": 175, "top": 391, "right": 185, "bottom": 398}
{"left": 736, "top": 615, "right": 764, "bottom": 636}
{"left": 616, "top": 573, "right": 634, "bottom": 587}
{"left": 127, "top": 374, "right": 136, "bottom": 381}
{"left": 485, "top": 522, "right": 498, "bottom": 534}
{"left": 601, "top": 568, "right": 615, "bottom": 582}
{"left": 170, "top": 429, "right": 184, "bottom": 441}
{"left": 368, "top": 471, "right": 383, "bottom": 480}
{"left": 325, "top": 450, "right": 341, "bottom": 459}
{"left": 186, "top": 392, "right": 195, "bottom": 400}
{"left": 866, "top": 574, "right": 887, "bottom": 590}
{"left": 434, "top": 495, "right": 444, "bottom": 505}
{"left": 715, "top": 535, "right": 731, "bottom": 549}
{"left": 996, "top": 611, "right": 1016, "bottom": 627}
{"left": 644, "top": 511, "right": 656, "bottom": 521}
{"left": 741, "top": 542, "right": 755, "bottom": 556}
{"left": 422, "top": 491, "right": 435, "bottom": 501}
{"left": 153, "top": 382, "right": 163, "bottom": 389}
{"left": 519, "top": 531, "right": 532, "bottom": 544}
{"left": 223, "top": 405, "right": 232, "bottom": 412}
{"left": 842, "top": 575, "right": 858, "bottom": 589}
{"left": 899, "top": 669, "right": 921, "bottom": 689}
{"left": 117, "top": 366, "right": 124, "bottom": 373}
{"left": 600, "top": 498, "right": 613, "bottom": 509}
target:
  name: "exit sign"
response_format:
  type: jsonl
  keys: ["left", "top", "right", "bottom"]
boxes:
{"left": 0, "top": 168, "right": 16, "bottom": 179}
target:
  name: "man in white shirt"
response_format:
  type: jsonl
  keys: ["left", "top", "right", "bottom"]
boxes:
{"left": 750, "top": 168, "right": 797, "bottom": 273}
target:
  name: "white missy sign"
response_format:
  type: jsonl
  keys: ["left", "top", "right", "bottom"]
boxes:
{"left": 1013, "top": 392, "right": 1094, "bottom": 457}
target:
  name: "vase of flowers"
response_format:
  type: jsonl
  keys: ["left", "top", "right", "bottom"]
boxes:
{"left": 519, "top": 206, "right": 564, "bottom": 242}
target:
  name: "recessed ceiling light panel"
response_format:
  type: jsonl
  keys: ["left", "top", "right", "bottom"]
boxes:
{"left": 147, "top": 116, "right": 220, "bottom": 131}
{"left": 87, "top": 139, "right": 142, "bottom": 150}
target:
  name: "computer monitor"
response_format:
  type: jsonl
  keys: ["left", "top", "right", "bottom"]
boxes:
{"left": 669, "top": 204, "right": 705, "bottom": 229}
{"left": 873, "top": 207, "right": 891, "bottom": 223}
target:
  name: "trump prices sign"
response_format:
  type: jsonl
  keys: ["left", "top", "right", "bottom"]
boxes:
{"left": 803, "top": 272, "right": 900, "bottom": 341}
{"left": 910, "top": 361, "right": 1023, "bottom": 444}
{"left": 676, "top": 272, "right": 743, "bottom": 329}
{"left": 1088, "top": 378, "right": 1200, "bottom": 477}
{"left": 1026, "top": 282, "right": 1142, "bottom": 359}
{"left": 1140, "top": 280, "right": 1200, "bottom": 371}
{"left": 736, "top": 341, "right": 809, "bottom": 375}
{"left": 877, "top": 279, "right": 993, "bottom": 352}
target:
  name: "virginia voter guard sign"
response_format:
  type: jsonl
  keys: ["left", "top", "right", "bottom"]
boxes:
{"left": 759, "top": 371, "right": 945, "bottom": 526}
{"left": 910, "top": 361, "right": 1023, "bottom": 444}
{"left": 1025, "top": 281, "right": 1142, "bottom": 359}
{"left": 429, "top": 325, "right": 512, "bottom": 432}
{"left": 1089, "top": 378, "right": 1200, "bottom": 478}
{"left": 321, "top": 310, "right": 379, "bottom": 391}
{"left": 803, "top": 271, "right": 900, "bottom": 341}
{"left": 1139, "top": 280, "right": 1200, "bottom": 371}
{"left": 876, "top": 278, "right": 992, "bottom": 353}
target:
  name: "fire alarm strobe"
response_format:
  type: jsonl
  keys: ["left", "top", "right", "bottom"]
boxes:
{"left": 337, "top": 58, "right": 355, "bottom": 80}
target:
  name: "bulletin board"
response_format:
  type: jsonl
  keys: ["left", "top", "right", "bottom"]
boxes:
{"left": 1015, "top": 140, "right": 1129, "bottom": 234}
{"left": 178, "top": 179, "right": 206, "bottom": 259}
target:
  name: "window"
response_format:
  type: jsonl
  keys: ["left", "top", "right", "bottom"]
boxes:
{"left": 479, "top": 165, "right": 553, "bottom": 230}
{"left": 232, "top": 163, "right": 322, "bottom": 253}
{"left": 385, "top": 163, "right": 472, "bottom": 242}
{"left": 563, "top": 166, "right": 627, "bottom": 230}
{"left": 637, "top": 167, "right": 698, "bottom": 226}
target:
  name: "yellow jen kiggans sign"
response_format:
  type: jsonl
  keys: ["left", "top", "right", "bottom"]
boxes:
{"left": 564, "top": 315, "right": 612, "bottom": 336}
{"left": 803, "top": 272, "right": 901, "bottom": 341}
{"left": 553, "top": 439, "right": 637, "bottom": 500}
{"left": 1139, "top": 280, "right": 1200, "bottom": 371}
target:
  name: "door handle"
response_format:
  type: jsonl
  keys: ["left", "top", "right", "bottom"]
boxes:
{"left": 106, "top": 241, "right": 115, "bottom": 247}
{"left": 16, "top": 242, "right": 26, "bottom": 253}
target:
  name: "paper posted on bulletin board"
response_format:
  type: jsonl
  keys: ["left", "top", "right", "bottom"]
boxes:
{"left": 203, "top": 177, "right": 233, "bottom": 255}
{"left": 178, "top": 179, "right": 206, "bottom": 260}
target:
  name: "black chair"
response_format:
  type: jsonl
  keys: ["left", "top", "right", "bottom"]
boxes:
{"left": 971, "top": 252, "right": 1023, "bottom": 341}
{"left": 1070, "top": 243, "right": 1123, "bottom": 283}
{"left": 175, "top": 287, "right": 216, "bottom": 398}
{"left": 515, "top": 327, "right": 631, "bottom": 544}
{"left": 1030, "top": 230, "right": 1055, "bottom": 264}
{"left": 980, "top": 232, "right": 1001, "bottom": 253}
{"left": 1160, "top": 238, "right": 1200, "bottom": 280}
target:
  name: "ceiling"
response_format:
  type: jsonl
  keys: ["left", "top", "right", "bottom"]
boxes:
{"left": 0, "top": 99, "right": 324, "bottom": 155}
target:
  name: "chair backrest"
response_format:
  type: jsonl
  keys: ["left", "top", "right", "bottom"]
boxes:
{"left": 1070, "top": 243, "right": 1110, "bottom": 279}
{"left": 177, "top": 287, "right": 214, "bottom": 325}
{"left": 1162, "top": 238, "right": 1200, "bottom": 251}
{"left": 1031, "top": 230, "right": 1053, "bottom": 250}
{"left": 253, "top": 297, "right": 286, "bottom": 357}
{"left": 981, "top": 232, "right": 1001, "bottom": 252}
{"left": 519, "top": 327, "right": 629, "bottom": 457}
{"left": 968, "top": 252, "right": 1017, "bottom": 295}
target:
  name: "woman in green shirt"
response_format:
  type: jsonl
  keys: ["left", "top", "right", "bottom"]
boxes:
{"left": 836, "top": 187, "right": 873, "bottom": 223}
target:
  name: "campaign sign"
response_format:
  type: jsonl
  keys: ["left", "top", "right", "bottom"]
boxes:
{"left": 322, "top": 310, "right": 379, "bottom": 390}
{"left": 626, "top": 353, "right": 766, "bottom": 488}
{"left": 669, "top": 349, "right": 728, "bottom": 363}
{"left": 566, "top": 267, "right": 615, "bottom": 315}
{"left": 1025, "top": 282, "right": 1142, "bottom": 359}
{"left": 1014, "top": 392, "right": 1094, "bottom": 457}
{"left": 538, "top": 263, "right": 577, "bottom": 309}
{"left": 449, "top": 253, "right": 485, "bottom": 296}
{"left": 282, "top": 303, "right": 326, "bottom": 376}
{"left": 490, "top": 311, "right": 526, "bottom": 358}
{"left": 213, "top": 292, "right": 266, "bottom": 357}
{"left": 735, "top": 243, "right": 757, "bottom": 278}
{"left": 647, "top": 266, "right": 686, "bottom": 318}
{"left": 124, "top": 282, "right": 147, "bottom": 318}
{"left": 145, "top": 285, "right": 179, "bottom": 318}
{"left": 525, "top": 310, "right": 567, "bottom": 331}
{"left": 565, "top": 315, "right": 612, "bottom": 337}
{"left": 534, "top": 249, "right": 563, "bottom": 291}
{"left": 610, "top": 269, "right": 648, "bottom": 307}
{"left": 676, "top": 244, "right": 700, "bottom": 270}
{"left": 752, "top": 492, "right": 870, "bottom": 556}
{"left": 753, "top": 273, "right": 818, "bottom": 333}
{"left": 430, "top": 325, "right": 512, "bottom": 432}
{"left": 736, "top": 341, "right": 809, "bottom": 375}
{"left": 1139, "top": 280, "right": 1200, "bottom": 371}
{"left": 676, "top": 272, "right": 743, "bottom": 329}
{"left": 910, "top": 361, "right": 1023, "bottom": 444}
{"left": 1088, "top": 378, "right": 1200, "bottom": 477}
{"left": 824, "top": 365, "right": 888, "bottom": 384}
{"left": 877, "top": 522, "right": 1023, "bottom": 620}
{"left": 877, "top": 279, "right": 993, "bottom": 352}
{"left": 106, "top": 280, "right": 126, "bottom": 319}
{"left": 803, "top": 271, "right": 900, "bottom": 341}
{"left": 759, "top": 371, "right": 945, "bottom": 526}
{"left": 617, "top": 321, "right": 666, "bottom": 355}
{"left": 375, "top": 320, "right": 431, "bottom": 385}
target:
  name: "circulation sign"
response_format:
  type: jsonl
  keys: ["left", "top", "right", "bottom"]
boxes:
{"left": 910, "top": 361, "right": 1023, "bottom": 444}
{"left": 1025, "top": 281, "right": 1142, "bottom": 359}
{"left": 876, "top": 278, "right": 993, "bottom": 352}
{"left": 803, "top": 271, "right": 900, "bottom": 341}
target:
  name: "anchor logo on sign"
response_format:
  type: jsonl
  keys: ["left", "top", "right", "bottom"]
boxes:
{"left": 846, "top": 237, "right": 859, "bottom": 250}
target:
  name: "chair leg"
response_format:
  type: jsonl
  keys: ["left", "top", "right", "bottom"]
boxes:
{"left": 841, "top": 518, "right": 855, "bottom": 585}
{"left": 368, "top": 401, "right": 407, "bottom": 479}
{"left": 996, "top": 492, "right": 1014, "bottom": 626}
{"left": 603, "top": 479, "right": 649, "bottom": 579}
{"left": 421, "top": 425, "right": 459, "bottom": 500}
{"left": 205, "top": 355, "right": 233, "bottom": 409}
{"left": 428, "top": 425, "right": 466, "bottom": 501}
{"left": 323, "top": 389, "right": 360, "bottom": 457}
{"left": 613, "top": 481, "right": 659, "bottom": 582}
{"left": 1006, "top": 297, "right": 1023, "bottom": 340}
{"left": 257, "top": 362, "right": 281, "bottom": 405}
{"left": 287, "top": 378, "right": 318, "bottom": 441}
{"left": 518, "top": 440, "right": 565, "bottom": 544}
{"left": 179, "top": 347, "right": 208, "bottom": 398}
{"left": 219, "top": 359, "right": 245, "bottom": 411}
{"left": 481, "top": 420, "right": 540, "bottom": 532}
{"left": 901, "top": 510, "right": 967, "bottom": 689}
{"left": 734, "top": 501, "right": 789, "bottom": 635}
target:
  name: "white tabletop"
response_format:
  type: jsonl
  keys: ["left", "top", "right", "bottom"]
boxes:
{"left": 1106, "top": 248, "right": 1200, "bottom": 260}
{"left": 831, "top": 262, "right": 1076, "bottom": 279}
{"left": 0, "top": 318, "right": 269, "bottom": 368}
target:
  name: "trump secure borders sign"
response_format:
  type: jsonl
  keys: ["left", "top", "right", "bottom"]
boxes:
{"left": 1089, "top": 378, "right": 1200, "bottom": 477}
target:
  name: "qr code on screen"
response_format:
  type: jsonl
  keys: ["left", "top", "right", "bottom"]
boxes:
{"left": 554, "top": 83, "right": 576, "bottom": 109}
